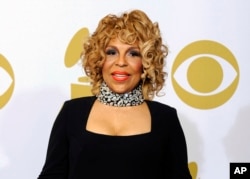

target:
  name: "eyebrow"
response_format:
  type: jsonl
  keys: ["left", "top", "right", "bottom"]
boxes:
{"left": 105, "top": 45, "right": 140, "bottom": 51}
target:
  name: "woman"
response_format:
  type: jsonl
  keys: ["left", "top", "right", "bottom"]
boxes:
{"left": 38, "top": 9, "right": 192, "bottom": 179}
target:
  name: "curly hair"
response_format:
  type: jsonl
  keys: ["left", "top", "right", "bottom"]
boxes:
{"left": 82, "top": 9, "right": 168, "bottom": 100}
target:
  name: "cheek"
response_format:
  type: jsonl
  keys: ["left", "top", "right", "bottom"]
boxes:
{"left": 102, "top": 60, "right": 112, "bottom": 74}
{"left": 131, "top": 61, "right": 143, "bottom": 73}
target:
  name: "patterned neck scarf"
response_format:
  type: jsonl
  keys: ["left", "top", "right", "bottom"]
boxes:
{"left": 96, "top": 81, "right": 144, "bottom": 107}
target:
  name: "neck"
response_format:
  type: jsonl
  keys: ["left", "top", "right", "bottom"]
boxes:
{"left": 96, "top": 82, "right": 144, "bottom": 107}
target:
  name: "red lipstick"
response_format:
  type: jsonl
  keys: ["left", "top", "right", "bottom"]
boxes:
{"left": 111, "top": 71, "right": 130, "bottom": 82}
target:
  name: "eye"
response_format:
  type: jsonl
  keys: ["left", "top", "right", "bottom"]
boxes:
{"left": 105, "top": 49, "right": 117, "bottom": 56}
{"left": 0, "top": 54, "right": 15, "bottom": 109}
{"left": 0, "top": 67, "right": 13, "bottom": 96}
{"left": 174, "top": 54, "right": 237, "bottom": 95}
{"left": 128, "top": 50, "right": 141, "bottom": 57}
{"left": 171, "top": 40, "right": 239, "bottom": 109}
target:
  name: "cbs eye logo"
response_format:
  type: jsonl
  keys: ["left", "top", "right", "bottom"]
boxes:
{"left": 0, "top": 54, "right": 15, "bottom": 109}
{"left": 171, "top": 40, "right": 239, "bottom": 109}
{"left": 65, "top": 27, "right": 92, "bottom": 99}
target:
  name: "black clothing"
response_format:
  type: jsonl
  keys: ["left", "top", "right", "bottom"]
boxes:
{"left": 38, "top": 96, "right": 191, "bottom": 179}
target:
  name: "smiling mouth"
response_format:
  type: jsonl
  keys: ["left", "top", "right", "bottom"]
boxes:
{"left": 111, "top": 72, "right": 130, "bottom": 81}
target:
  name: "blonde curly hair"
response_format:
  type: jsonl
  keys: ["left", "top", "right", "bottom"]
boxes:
{"left": 82, "top": 9, "right": 168, "bottom": 100}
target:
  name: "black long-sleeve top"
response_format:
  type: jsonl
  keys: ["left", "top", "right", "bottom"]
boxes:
{"left": 38, "top": 96, "right": 191, "bottom": 179}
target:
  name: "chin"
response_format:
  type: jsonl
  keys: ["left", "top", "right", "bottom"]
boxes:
{"left": 109, "top": 84, "right": 133, "bottom": 94}
{"left": 111, "top": 88, "right": 130, "bottom": 94}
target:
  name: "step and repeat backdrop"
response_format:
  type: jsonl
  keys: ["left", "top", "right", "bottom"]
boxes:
{"left": 1, "top": 0, "right": 250, "bottom": 178}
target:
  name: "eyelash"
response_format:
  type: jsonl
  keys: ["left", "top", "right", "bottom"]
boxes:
{"left": 129, "top": 51, "right": 141, "bottom": 57}
{"left": 105, "top": 49, "right": 141, "bottom": 57}
{"left": 105, "top": 49, "right": 117, "bottom": 55}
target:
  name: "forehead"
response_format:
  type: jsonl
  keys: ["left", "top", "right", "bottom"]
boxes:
{"left": 107, "top": 38, "right": 139, "bottom": 48}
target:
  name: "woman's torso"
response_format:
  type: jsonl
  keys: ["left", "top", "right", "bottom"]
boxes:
{"left": 66, "top": 96, "right": 169, "bottom": 179}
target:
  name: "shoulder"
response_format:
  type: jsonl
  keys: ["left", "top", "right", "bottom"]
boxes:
{"left": 56, "top": 96, "right": 96, "bottom": 125}
{"left": 146, "top": 100, "right": 180, "bottom": 127}
{"left": 59, "top": 96, "right": 96, "bottom": 116}
{"left": 147, "top": 100, "right": 184, "bottom": 135}
{"left": 64, "top": 96, "right": 96, "bottom": 108}
{"left": 146, "top": 100, "right": 177, "bottom": 114}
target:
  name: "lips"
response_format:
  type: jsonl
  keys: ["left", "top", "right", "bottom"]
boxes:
{"left": 111, "top": 71, "right": 130, "bottom": 81}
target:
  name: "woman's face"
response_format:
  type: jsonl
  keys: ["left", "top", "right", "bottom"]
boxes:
{"left": 102, "top": 38, "right": 143, "bottom": 94}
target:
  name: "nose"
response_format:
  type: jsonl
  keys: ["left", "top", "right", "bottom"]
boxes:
{"left": 115, "top": 55, "right": 127, "bottom": 67}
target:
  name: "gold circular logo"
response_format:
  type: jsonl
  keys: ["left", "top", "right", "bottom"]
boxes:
{"left": 0, "top": 54, "right": 15, "bottom": 109}
{"left": 171, "top": 40, "right": 239, "bottom": 109}
{"left": 65, "top": 28, "right": 92, "bottom": 98}
{"left": 65, "top": 28, "right": 89, "bottom": 68}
